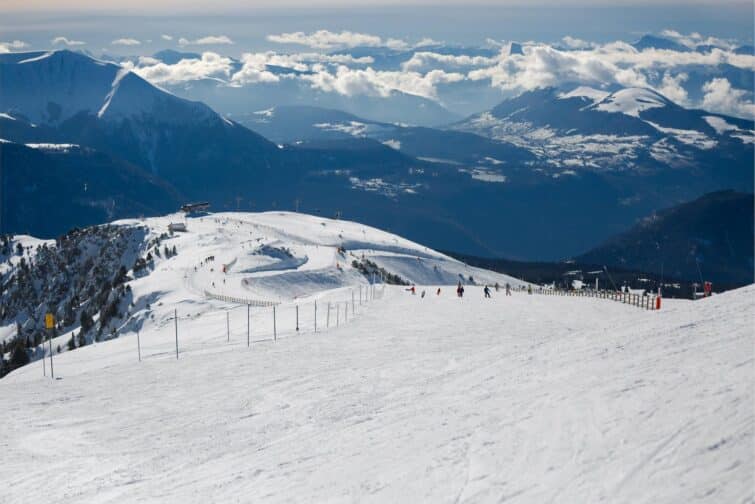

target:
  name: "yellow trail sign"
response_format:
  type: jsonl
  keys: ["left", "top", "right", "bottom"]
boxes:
{"left": 45, "top": 313, "right": 54, "bottom": 330}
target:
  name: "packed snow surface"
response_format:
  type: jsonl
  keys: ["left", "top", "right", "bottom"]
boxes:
{"left": 0, "top": 213, "right": 751, "bottom": 503}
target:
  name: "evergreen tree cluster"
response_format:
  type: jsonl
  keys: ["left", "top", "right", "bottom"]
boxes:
{"left": 0, "top": 224, "right": 150, "bottom": 377}
{"left": 351, "top": 259, "right": 409, "bottom": 285}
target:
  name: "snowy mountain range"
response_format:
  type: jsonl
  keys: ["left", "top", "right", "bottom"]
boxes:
{"left": 451, "top": 86, "right": 754, "bottom": 175}
{"left": 0, "top": 49, "right": 752, "bottom": 262}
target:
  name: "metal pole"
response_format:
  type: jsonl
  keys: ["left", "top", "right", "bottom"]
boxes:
{"left": 314, "top": 301, "right": 317, "bottom": 333}
{"left": 273, "top": 306, "right": 277, "bottom": 340}
{"left": 352, "top": 290, "right": 355, "bottom": 314}
{"left": 326, "top": 302, "right": 331, "bottom": 328}
{"left": 360, "top": 286, "right": 362, "bottom": 305}
{"left": 345, "top": 302, "right": 348, "bottom": 323}
{"left": 296, "top": 305, "right": 299, "bottom": 332}
{"left": 174, "top": 309, "right": 178, "bottom": 359}
{"left": 226, "top": 311, "right": 230, "bottom": 342}
{"left": 247, "top": 304, "right": 250, "bottom": 347}
{"left": 42, "top": 345, "right": 46, "bottom": 377}
{"left": 137, "top": 329, "right": 141, "bottom": 362}
{"left": 48, "top": 329, "right": 54, "bottom": 378}
{"left": 336, "top": 304, "right": 340, "bottom": 327}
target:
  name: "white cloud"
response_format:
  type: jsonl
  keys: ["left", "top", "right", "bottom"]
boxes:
{"left": 131, "top": 51, "right": 234, "bottom": 85}
{"left": 161, "top": 34, "right": 173, "bottom": 41}
{"left": 230, "top": 53, "right": 282, "bottom": 85}
{"left": 657, "top": 71, "right": 689, "bottom": 106}
{"left": 466, "top": 39, "right": 754, "bottom": 105}
{"left": 0, "top": 40, "right": 28, "bottom": 53}
{"left": 401, "top": 51, "right": 497, "bottom": 72}
{"left": 468, "top": 44, "right": 649, "bottom": 91}
{"left": 659, "top": 29, "right": 734, "bottom": 50}
{"left": 268, "top": 30, "right": 383, "bottom": 50}
{"left": 301, "top": 65, "right": 464, "bottom": 100}
{"left": 51, "top": 36, "right": 85, "bottom": 46}
{"left": 112, "top": 38, "right": 141, "bottom": 46}
{"left": 701, "top": 78, "right": 755, "bottom": 119}
{"left": 415, "top": 38, "right": 442, "bottom": 48}
{"left": 561, "top": 36, "right": 594, "bottom": 50}
{"left": 266, "top": 29, "right": 429, "bottom": 51}
{"left": 117, "top": 29, "right": 755, "bottom": 115}
{"left": 178, "top": 35, "right": 234, "bottom": 46}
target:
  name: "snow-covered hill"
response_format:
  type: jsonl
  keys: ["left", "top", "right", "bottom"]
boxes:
{"left": 0, "top": 226, "right": 751, "bottom": 501}
{"left": 0, "top": 211, "right": 524, "bottom": 368}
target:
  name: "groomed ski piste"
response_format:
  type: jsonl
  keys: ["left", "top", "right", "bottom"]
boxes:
{"left": 0, "top": 212, "right": 752, "bottom": 503}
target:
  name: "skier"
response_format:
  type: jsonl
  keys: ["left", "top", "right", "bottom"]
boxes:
{"left": 527, "top": 284, "right": 533, "bottom": 295}
{"left": 505, "top": 283, "right": 511, "bottom": 296}
{"left": 484, "top": 285, "right": 491, "bottom": 298}
{"left": 421, "top": 290, "right": 426, "bottom": 298}
{"left": 457, "top": 282, "right": 465, "bottom": 298}
{"left": 494, "top": 282, "right": 500, "bottom": 292}
{"left": 436, "top": 287, "right": 441, "bottom": 296}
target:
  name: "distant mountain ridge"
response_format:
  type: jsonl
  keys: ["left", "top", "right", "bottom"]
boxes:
{"left": 1, "top": 50, "right": 752, "bottom": 264}
{"left": 576, "top": 191, "right": 754, "bottom": 285}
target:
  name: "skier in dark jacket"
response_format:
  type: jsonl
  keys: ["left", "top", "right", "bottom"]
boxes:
{"left": 484, "top": 285, "right": 491, "bottom": 298}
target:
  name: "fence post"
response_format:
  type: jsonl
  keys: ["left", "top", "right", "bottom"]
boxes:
{"left": 247, "top": 304, "right": 250, "bottom": 347}
{"left": 345, "top": 302, "right": 348, "bottom": 323}
{"left": 327, "top": 302, "right": 331, "bottom": 328}
{"left": 273, "top": 306, "right": 277, "bottom": 341}
{"left": 296, "top": 305, "right": 299, "bottom": 332}
{"left": 314, "top": 301, "right": 317, "bottom": 333}
{"left": 174, "top": 308, "right": 179, "bottom": 359}
{"left": 360, "top": 286, "right": 362, "bottom": 305}
{"left": 352, "top": 290, "right": 355, "bottom": 314}
{"left": 137, "top": 329, "right": 141, "bottom": 362}
{"left": 48, "top": 329, "right": 54, "bottom": 379}
{"left": 336, "top": 304, "right": 340, "bottom": 327}
{"left": 226, "top": 311, "right": 230, "bottom": 342}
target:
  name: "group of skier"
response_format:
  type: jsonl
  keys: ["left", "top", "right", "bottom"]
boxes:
{"left": 405, "top": 281, "right": 516, "bottom": 299}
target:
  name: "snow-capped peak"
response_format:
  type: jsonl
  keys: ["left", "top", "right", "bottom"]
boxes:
{"left": 593, "top": 87, "right": 669, "bottom": 118}
{"left": 558, "top": 86, "right": 610, "bottom": 104}
{"left": 0, "top": 49, "right": 215, "bottom": 126}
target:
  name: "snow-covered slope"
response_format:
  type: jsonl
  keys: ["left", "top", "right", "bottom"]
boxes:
{"left": 593, "top": 87, "right": 670, "bottom": 117}
{"left": 119, "top": 211, "right": 522, "bottom": 307}
{"left": 0, "top": 249, "right": 751, "bottom": 501}
{"left": 0, "top": 211, "right": 525, "bottom": 361}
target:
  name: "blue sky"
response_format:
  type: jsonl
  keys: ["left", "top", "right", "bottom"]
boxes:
{"left": 0, "top": 4, "right": 752, "bottom": 54}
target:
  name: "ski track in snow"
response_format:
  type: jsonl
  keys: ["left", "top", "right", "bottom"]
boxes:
{"left": 1, "top": 282, "right": 752, "bottom": 503}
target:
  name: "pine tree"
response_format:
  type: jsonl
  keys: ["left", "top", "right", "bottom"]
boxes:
{"left": 67, "top": 333, "right": 76, "bottom": 351}
{"left": 80, "top": 310, "right": 94, "bottom": 332}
